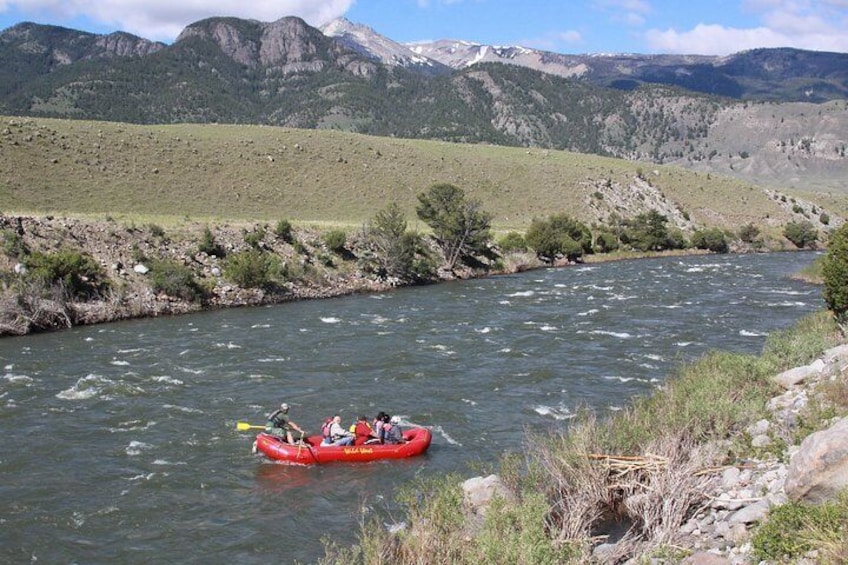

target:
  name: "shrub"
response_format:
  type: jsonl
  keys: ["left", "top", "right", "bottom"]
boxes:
{"left": 198, "top": 226, "right": 224, "bottom": 257}
{"left": 274, "top": 219, "right": 294, "bottom": 243}
{"left": 593, "top": 230, "right": 619, "bottom": 253}
{"left": 820, "top": 212, "right": 831, "bottom": 225}
{"left": 691, "top": 227, "right": 729, "bottom": 253}
{"left": 822, "top": 222, "right": 848, "bottom": 326}
{"left": 323, "top": 230, "right": 347, "bottom": 254}
{"left": 0, "top": 278, "right": 74, "bottom": 335}
{"left": 2, "top": 229, "right": 29, "bottom": 259}
{"left": 243, "top": 227, "right": 266, "bottom": 249}
{"left": 25, "top": 249, "right": 107, "bottom": 300}
{"left": 223, "top": 249, "right": 279, "bottom": 288}
{"left": 148, "top": 223, "right": 166, "bottom": 239}
{"left": 752, "top": 492, "right": 848, "bottom": 562}
{"left": 498, "top": 231, "right": 527, "bottom": 253}
{"left": 739, "top": 223, "right": 760, "bottom": 244}
{"left": 784, "top": 220, "right": 818, "bottom": 249}
{"left": 525, "top": 214, "right": 592, "bottom": 262}
{"left": 150, "top": 259, "right": 204, "bottom": 302}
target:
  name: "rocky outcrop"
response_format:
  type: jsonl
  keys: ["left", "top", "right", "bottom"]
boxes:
{"left": 175, "top": 16, "right": 377, "bottom": 76}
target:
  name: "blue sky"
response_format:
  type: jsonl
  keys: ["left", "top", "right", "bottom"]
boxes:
{"left": 0, "top": 0, "right": 846, "bottom": 55}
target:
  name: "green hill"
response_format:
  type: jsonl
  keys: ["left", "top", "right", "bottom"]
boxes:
{"left": 1, "top": 115, "right": 845, "bottom": 234}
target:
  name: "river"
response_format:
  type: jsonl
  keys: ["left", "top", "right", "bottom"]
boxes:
{"left": 0, "top": 252, "right": 823, "bottom": 563}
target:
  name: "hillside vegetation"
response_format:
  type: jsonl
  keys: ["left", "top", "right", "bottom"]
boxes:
{"left": 2, "top": 115, "right": 845, "bottom": 234}
{"left": 2, "top": 20, "right": 847, "bottom": 196}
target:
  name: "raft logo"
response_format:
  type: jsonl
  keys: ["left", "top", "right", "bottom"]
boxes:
{"left": 343, "top": 447, "right": 374, "bottom": 454}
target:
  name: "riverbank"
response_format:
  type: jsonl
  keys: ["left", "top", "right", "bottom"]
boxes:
{"left": 320, "top": 311, "right": 848, "bottom": 564}
{"left": 0, "top": 214, "right": 404, "bottom": 336}
{"left": 0, "top": 213, "right": 809, "bottom": 337}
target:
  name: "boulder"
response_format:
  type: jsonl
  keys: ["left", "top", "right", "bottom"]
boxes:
{"left": 462, "top": 474, "right": 514, "bottom": 518}
{"left": 785, "top": 417, "right": 848, "bottom": 504}
{"left": 728, "top": 499, "right": 770, "bottom": 524}
{"left": 774, "top": 359, "right": 825, "bottom": 389}
{"left": 822, "top": 344, "right": 848, "bottom": 366}
{"left": 682, "top": 551, "right": 731, "bottom": 565}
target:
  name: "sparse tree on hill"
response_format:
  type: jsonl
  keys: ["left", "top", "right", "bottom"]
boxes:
{"left": 416, "top": 183, "right": 492, "bottom": 270}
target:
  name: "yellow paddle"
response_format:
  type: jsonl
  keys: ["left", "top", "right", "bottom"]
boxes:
{"left": 236, "top": 422, "right": 266, "bottom": 431}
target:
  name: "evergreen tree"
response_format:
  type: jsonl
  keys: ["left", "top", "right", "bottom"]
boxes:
{"left": 416, "top": 183, "right": 492, "bottom": 270}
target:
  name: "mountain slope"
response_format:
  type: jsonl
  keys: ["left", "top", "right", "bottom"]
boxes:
{"left": 0, "top": 17, "right": 846, "bottom": 193}
{"left": 407, "top": 41, "right": 848, "bottom": 102}
{"left": 320, "top": 18, "right": 448, "bottom": 74}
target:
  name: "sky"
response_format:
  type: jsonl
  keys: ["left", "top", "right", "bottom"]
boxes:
{"left": 0, "top": 0, "right": 847, "bottom": 56}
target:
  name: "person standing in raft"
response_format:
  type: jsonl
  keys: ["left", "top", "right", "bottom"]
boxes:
{"left": 266, "top": 403, "right": 305, "bottom": 444}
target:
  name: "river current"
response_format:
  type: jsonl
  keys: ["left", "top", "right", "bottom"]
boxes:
{"left": 0, "top": 252, "right": 823, "bottom": 563}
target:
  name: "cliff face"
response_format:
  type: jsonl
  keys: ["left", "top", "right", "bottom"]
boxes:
{"left": 174, "top": 16, "right": 377, "bottom": 76}
{"left": 1, "top": 22, "right": 163, "bottom": 64}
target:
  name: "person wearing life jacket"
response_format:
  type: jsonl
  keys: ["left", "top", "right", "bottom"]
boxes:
{"left": 320, "top": 416, "right": 334, "bottom": 446}
{"left": 382, "top": 415, "right": 404, "bottom": 444}
{"left": 372, "top": 411, "right": 388, "bottom": 443}
{"left": 351, "top": 415, "right": 379, "bottom": 446}
{"left": 327, "top": 415, "right": 354, "bottom": 446}
{"left": 265, "top": 403, "right": 304, "bottom": 444}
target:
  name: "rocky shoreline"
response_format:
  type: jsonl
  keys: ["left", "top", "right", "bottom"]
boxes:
{"left": 0, "top": 213, "right": 786, "bottom": 337}
{"left": 0, "top": 214, "right": 464, "bottom": 336}
{"left": 462, "top": 343, "right": 848, "bottom": 564}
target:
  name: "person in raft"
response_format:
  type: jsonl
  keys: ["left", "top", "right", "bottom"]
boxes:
{"left": 351, "top": 415, "right": 380, "bottom": 446}
{"left": 372, "top": 411, "right": 388, "bottom": 442}
{"left": 266, "top": 403, "right": 305, "bottom": 444}
{"left": 382, "top": 415, "right": 405, "bottom": 444}
{"left": 327, "top": 415, "right": 355, "bottom": 446}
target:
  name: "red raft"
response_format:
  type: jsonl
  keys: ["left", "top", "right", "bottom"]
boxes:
{"left": 254, "top": 427, "right": 432, "bottom": 464}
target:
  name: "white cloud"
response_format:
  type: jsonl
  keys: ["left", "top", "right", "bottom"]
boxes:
{"left": 645, "top": 0, "right": 848, "bottom": 54}
{"left": 559, "top": 30, "right": 584, "bottom": 44}
{"left": 1, "top": 0, "right": 354, "bottom": 41}
{"left": 523, "top": 29, "right": 584, "bottom": 51}
{"left": 593, "top": 0, "right": 652, "bottom": 26}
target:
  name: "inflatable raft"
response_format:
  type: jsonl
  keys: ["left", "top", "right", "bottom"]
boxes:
{"left": 254, "top": 427, "right": 432, "bottom": 464}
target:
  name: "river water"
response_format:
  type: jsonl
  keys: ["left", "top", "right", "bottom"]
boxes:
{"left": 0, "top": 252, "right": 823, "bottom": 563}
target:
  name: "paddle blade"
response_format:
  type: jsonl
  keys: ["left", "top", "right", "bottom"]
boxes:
{"left": 236, "top": 422, "right": 263, "bottom": 431}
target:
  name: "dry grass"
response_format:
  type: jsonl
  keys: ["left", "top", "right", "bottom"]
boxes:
{"left": 2, "top": 115, "right": 842, "bottom": 233}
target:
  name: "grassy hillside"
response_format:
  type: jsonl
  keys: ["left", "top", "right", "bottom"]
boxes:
{"left": 1, "top": 115, "right": 845, "bottom": 233}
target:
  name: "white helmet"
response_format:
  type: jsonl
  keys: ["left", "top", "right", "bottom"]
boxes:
{"left": 280, "top": 403, "right": 289, "bottom": 411}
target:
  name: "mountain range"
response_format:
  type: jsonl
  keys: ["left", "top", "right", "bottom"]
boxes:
{"left": 0, "top": 16, "right": 847, "bottom": 193}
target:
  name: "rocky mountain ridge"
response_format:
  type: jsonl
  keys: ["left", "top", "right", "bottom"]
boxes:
{"left": 1, "top": 16, "right": 847, "bottom": 193}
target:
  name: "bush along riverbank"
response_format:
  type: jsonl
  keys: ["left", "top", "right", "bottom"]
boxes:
{"left": 0, "top": 204, "right": 821, "bottom": 337}
{"left": 319, "top": 311, "right": 848, "bottom": 564}
{"left": 0, "top": 212, "right": 530, "bottom": 337}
